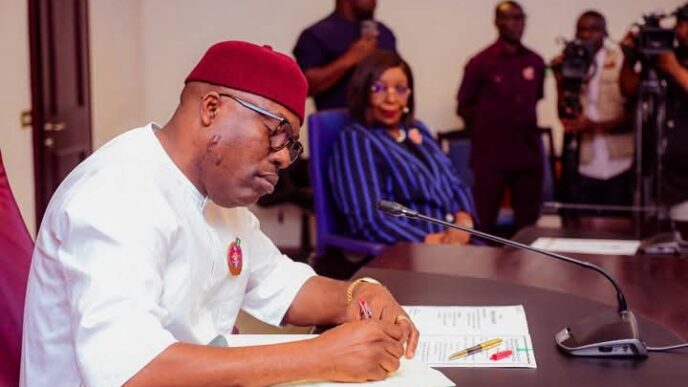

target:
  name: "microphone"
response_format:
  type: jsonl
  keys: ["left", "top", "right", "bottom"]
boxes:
{"left": 377, "top": 199, "right": 648, "bottom": 358}
{"left": 360, "top": 19, "right": 379, "bottom": 39}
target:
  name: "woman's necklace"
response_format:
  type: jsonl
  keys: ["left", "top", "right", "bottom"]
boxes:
{"left": 390, "top": 128, "right": 406, "bottom": 143}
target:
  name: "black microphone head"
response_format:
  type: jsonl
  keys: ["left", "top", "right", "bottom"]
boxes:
{"left": 377, "top": 200, "right": 419, "bottom": 218}
{"left": 377, "top": 200, "right": 404, "bottom": 216}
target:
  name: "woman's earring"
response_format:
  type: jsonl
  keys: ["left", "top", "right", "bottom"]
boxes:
{"left": 402, "top": 106, "right": 410, "bottom": 114}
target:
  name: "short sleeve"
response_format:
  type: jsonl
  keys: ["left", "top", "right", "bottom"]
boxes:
{"left": 293, "top": 29, "right": 326, "bottom": 71}
{"left": 240, "top": 210, "right": 316, "bottom": 326}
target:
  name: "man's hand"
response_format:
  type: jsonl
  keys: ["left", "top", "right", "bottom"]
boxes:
{"left": 561, "top": 113, "right": 593, "bottom": 133}
{"left": 656, "top": 50, "right": 688, "bottom": 92}
{"left": 550, "top": 54, "right": 564, "bottom": 72}
{"left": 621, "top": 30, "right": 638, "bottom": 49}
{"left": 657, "top": 51, "right": 682, "bottom": 75}
{"left": 346, "top": 282, "right": 420, "bottom": 359}
{"left": 313, "top": 320, "right": 405, "bottom": 382}
{"left": 342, "top": 36, "right": 377, "bottom": 67}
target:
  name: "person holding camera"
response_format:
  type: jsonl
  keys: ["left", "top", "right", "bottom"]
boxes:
{"left": 659, "top": 6, "right": 688, "bottom": 223}
{"left": 620, "top": 4, "right": 688, "bottom": 224}
{"left": 552, "top": 10, "right": 634, "bottom": 209}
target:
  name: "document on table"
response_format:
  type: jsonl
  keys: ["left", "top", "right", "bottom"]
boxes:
{"left": 531, "top": 237, "right": 640, "bottom": 255}
{"left": 223, "top": 334, "right": 455, "bottom": 387}
{"left": 404, "top": 305, "right": 537, "bottom": 368}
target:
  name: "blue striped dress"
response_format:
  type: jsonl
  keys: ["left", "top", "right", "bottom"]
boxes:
{"left": 328, "top": 120, "right": 475, "bottom": 244}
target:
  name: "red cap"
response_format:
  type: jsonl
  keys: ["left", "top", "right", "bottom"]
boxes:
{"left": 185, "top": 41, "right": 308, "bottom": 123}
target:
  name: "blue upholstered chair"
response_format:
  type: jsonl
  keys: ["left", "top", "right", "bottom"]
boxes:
{"left": 0, "top": 150, "right": 34, "bottom": 386}
{"left": 307, "top": 109, "right": 387, "bottom": 259}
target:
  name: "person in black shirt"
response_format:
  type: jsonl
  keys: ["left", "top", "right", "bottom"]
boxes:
{"left": 293, "top": 0, "right": 397, "bottom": 110}
{"left": 621, "top": 4, "right": 688, "bottom": 226}
{"left": 658, "top": 10, "right": 688, "bottom": 221}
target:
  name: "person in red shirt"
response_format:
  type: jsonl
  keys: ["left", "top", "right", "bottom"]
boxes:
{"left": 456, "top": 1, "right": 546, "bottom": 235}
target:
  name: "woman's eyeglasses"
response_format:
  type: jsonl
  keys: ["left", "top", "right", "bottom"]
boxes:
{"left": 219, "top": 93, "right": 303, "bottom": 163}
{"left": 370, "top": 82, "right": 412, "bottom": 98}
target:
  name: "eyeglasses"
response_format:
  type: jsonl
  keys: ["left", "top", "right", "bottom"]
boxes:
{"left": 219, "top": 93, "right": 303, "bottom": 163}
{"left": 370, "top": 82, "right": 412, "bottom": 98}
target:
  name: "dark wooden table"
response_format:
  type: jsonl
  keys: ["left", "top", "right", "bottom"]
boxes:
{"left": 354, "top": 266, "right": 688, "bottom": 386}
{"left": 365, "top": 242, "right": 688, "bottom": 340}
{"left": 515, "top": 216, "right": 639, "bottom": 243}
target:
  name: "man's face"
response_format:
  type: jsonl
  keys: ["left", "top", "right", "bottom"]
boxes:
{"left": 495, "top": 3, "right": 526, "bottom": 44}
{"left": 576, "top": 15, "right": 606, "bottom": 53}
{"left": 198, "top": 90, "right": 300, "bottom": 208}
{"left": 350, "top": 0, "right": 376, "bottom": 21}
{"left": 676, "top": 20, "right": 688, "bottom": 48}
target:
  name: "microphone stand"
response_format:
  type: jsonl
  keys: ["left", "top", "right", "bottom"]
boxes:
{"left": 377, "top": 200, "right": 648, "bottom": 357}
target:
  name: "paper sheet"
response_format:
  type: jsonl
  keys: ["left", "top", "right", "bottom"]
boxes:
{"left": 531, "top": 237, "right": 640, "bottom": 255}
{"left": 404, "top": 305, "right": 537, "bottom": 368}
{"left": 224, "top": 334, "right": 455, "bottom": 387}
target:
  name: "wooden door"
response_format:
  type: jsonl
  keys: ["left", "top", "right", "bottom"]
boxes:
{"left": 29, "top": 0, "right": 92, "bottom": 227}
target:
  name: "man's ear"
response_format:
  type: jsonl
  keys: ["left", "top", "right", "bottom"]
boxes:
{"left": 201, "top": 92, "right": 220, "bottom": 126}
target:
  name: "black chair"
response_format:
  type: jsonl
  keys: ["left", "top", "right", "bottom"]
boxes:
{"left": 256, "top": 157, "right": 313, "bottom": 261}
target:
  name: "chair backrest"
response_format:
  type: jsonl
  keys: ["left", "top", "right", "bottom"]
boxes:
{"left": 441, "top": 130, "right": 473, "bottom": 187}
{"left": 0, "top": 151, "right": 34, "bottom": 387}
{"left": 308, "top": 109, "right": 386, "bottom": 258}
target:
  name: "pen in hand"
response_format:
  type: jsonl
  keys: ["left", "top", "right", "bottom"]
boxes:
{"left": 448, "top": 338, "right": 503, "bottom": 360}
{"left": 358, "top": 298, "right": 373, "bottom": 319}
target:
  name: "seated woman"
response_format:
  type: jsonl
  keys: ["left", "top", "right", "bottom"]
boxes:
{"left": 329, "top": 50, "right": 475, "bottom": 245}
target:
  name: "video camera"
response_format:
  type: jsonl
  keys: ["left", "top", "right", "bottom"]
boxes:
{"left": 557, "top": 39, "right": 595, "bottom": 119}
{"left": 635, "top": 13, "right": 674, "bottom": 56}
{"left": 633, "top": 5, "right": 688, "bottom": 56}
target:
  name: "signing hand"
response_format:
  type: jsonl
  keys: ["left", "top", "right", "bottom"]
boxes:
{"left": 346, "top": 282, "right": 420, "bottom": 359}
{"left": 314, "top": 320, "right": 405, "bottom": 382}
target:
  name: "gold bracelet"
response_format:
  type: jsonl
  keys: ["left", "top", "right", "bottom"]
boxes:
{"left": 346, "top": 277, "right": 381, "bottom": 304}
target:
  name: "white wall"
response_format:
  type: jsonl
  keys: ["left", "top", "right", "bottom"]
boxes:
{"left": 0, "top": 0, "right": 34, "bottom": 234}
{"left": 90, "top": 0, "right": 145, "bottom": 148}
{"left": 138, "top": 0, "right": 327, "bottom": 135}
{"left": 135, "top": 0, "right": 684, "bottom": 152}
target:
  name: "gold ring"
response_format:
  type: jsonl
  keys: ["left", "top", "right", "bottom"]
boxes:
{"left": 395, "top": 315, "right": 410, "bottom": 324}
